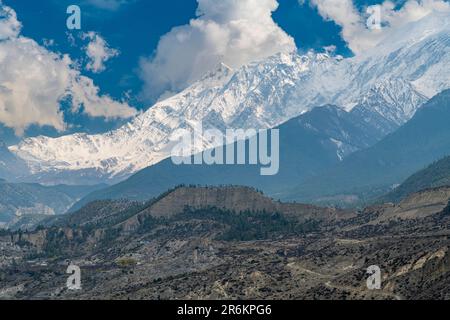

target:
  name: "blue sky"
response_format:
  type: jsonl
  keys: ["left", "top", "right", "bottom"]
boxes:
{"left": 3, "top": 0, "right": 353, "bottom": 101}
{"left": 0, "top": 0, "right": 393, "bottom": 143}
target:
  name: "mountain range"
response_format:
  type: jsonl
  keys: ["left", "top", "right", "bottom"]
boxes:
{"left": 71, "top": 88, "right": 450, "bottom": 210}
{"left": 7, "top": 11, "right": 449, "bottom": 186}
{"left": 285, "top": 89, "right": 450, "bottom": 205}
{"left": 0, "top": 10, "right": 448, "bottom": 227}
{"left": 68, "top": 93, "right": 417, "bottom": 210}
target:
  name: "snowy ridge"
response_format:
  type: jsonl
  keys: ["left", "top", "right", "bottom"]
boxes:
{"left": 9, "top": 11, "right": 450, "bottom": 184}
{"left": 10, "top": 52, "right": 329, "bottom": 182}
{"left": 355, "top": 78, "right": 428, "bottom": 127}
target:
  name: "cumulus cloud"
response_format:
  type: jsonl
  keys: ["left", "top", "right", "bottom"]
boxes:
{"left": 139, "top": 0, "right": 296, "bottom": 101}
{"left": 83, "top": 32, "right": 119, "bottom": 73}
{"left": 308, "top": 0, "right": 450, "bottom": 55}
{"left": 0, "top": 2, "right": 137, "bottom": 135}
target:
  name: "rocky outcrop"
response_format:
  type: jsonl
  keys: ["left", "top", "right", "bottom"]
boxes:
{"left": 120, "top": 186, "right": 354, "bottom": 232}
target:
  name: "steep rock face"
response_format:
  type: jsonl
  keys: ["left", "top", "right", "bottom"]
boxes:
{"left": 143, "top": 187, "right": 325, "bottom": 218}
{"left": 9, "top": 11, "right": 450, "bottom": 185}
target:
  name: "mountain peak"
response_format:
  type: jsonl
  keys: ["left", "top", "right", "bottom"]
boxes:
{"left": 199, "top": 61, "right": 234, "bottom": 83}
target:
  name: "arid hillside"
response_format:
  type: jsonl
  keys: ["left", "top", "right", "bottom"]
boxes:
{"left": 1, "top": 186, "right": 450, "bottom": 300}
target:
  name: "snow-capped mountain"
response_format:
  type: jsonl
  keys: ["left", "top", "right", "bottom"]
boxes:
{"left": 350, "top": 79, "right": 428, "bottom": 137}
{"left": 9, "top": 11, "right": 450, "bottom": 185}
{"left": 10, "top": 53, "right": 333, "bottom": 184}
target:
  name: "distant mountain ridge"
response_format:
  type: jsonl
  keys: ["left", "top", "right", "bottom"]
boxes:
{"left": 381, "top": 156, "right": 450, "bottom": 203}
{"left": 0, "top": 181, "right": 106, "bottom": 227}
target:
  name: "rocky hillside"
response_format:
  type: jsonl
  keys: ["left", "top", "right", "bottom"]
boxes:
{"left": 116, "top": 186, "right": 353, "bottom": 233}
{"left": 1, "top": 185, "right": 450, "bottom": 299}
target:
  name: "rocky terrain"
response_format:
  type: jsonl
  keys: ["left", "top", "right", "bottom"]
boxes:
{"left": 0, "top": 185, "right": 450, "bottom": 300}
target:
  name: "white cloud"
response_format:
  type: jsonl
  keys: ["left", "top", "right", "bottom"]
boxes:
{"left": 70, "top": 75, "right": 136, "bottom": 119}
{"left": 83, "top": 32, "right": 119, "bottom": 73}
{"left": 0, "top": 2, "right": 20, "bottom": 40}
{"left": 0, "top": 3, "right": 137, "bottom": 135}
{"left": 309, "top": 0, "right": 450, "bottom": 55}
{"left": 139, "top": 0, "right": 296, "bottom": 101}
